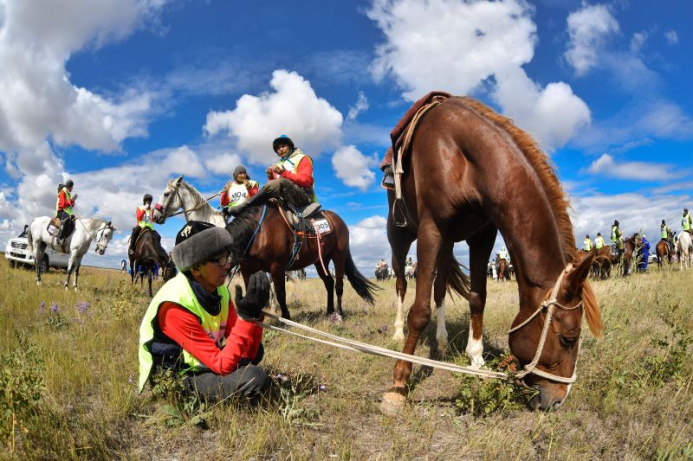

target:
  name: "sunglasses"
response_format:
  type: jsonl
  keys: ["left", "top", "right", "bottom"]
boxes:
{"left": 208, "top": 254, "right": 232, "bottom": 267}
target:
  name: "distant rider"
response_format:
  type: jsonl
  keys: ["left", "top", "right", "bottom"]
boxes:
{"left": 594, "top": 232, "right": 605, "bottom": 250}
{"left": 583, "top": 234, "right": 592, "bottom": 251}
{"left": 220, "top": 165, "right": 259, "bottom": 218}
{"left": 611, "top": 220, "right": 624, "bottom": 258}
{"left": 682, "top": 208, "right": 692, "bottom": 235}
{"left": 56, "top": 179, "right": 77, "bottom": 241}
{"left": 660, "top": 219, "right": 673, "bottom": 253}
{"left": 227, "top": 135, "right": 316, "bottom": 217}
{"left": 129, "top": 194, "right": 156, "bottom": 257}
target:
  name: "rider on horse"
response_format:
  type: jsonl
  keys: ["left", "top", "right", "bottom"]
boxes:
{"left": 661, "top": 219, "right": 674, "bottom": 253}
{"left": 56, "top": 179, "right": 78, "bottom": 241}
{"left": 129, "top": 194, "right": 158, "bottom": 256}
{"left": 682, "top": 208, "right": 692, "bottom": 235}
{"left": 583, "top": 234, "right": 592, "bottom": 251}
{"left": 227, "top": 135, "right": 316, "bottom": 217}
{"left": 595, "top": 232, "right": 605, "bottom": 249}
{"left": 220, "top": 165, "right": 259, "bottom": 218}
{"left": 611, "top": 220, "right": 624, "bottom": 257}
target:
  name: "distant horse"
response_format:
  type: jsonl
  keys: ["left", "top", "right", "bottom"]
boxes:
{"left": 655, "top": 240, "right": 673, "bottom": 268}
{"left": 497, "top": 259, "right": 510, "bottom": 281}
{"left": 621, "top": 234, "right": 638, "bottom": 276}
{"left": 27, "top": 217, "right": 115, "bottom": 289}
{"left": 383, "top": 96, "right": 601, "bottom": 412}
{"left": 152, "top": 176, "right": 378, "bottom": 319}
{"left": 130, "top": 229, "right": 175, "bottom": 296}
{"left": 676, "top": 232, "right": 692, "bottom": 270}
{"left": 375, "top": 265, "right": 390, "bottom": 282}
{"left": 404, "top": 263, "right": 417, "bottom": 280}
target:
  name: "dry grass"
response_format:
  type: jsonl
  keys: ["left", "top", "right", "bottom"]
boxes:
{"left": 1, "top": 259, "right": 691, "bottom": 460}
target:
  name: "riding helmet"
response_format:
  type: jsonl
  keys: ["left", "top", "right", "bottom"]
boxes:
{"left": 143, "top": 193, "right": 153, "bottom": 203}
{"left": 66, "top": 179, "right": 74, "bottom": 187}
{"left": 614, "top": 220, "right": 619, "bottom": 226}
{"left": 272, "top": 135, "right": 294, "bottom": 152}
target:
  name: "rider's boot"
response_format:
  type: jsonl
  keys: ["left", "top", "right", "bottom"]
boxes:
{"left": 128, "top": 227, "right": 140, "bottom": 256}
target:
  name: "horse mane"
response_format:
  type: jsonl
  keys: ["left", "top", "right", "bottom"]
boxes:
{"left": 457, "top": 97, "right": 602, "bottom": 336}
{"left": 225, "top": 206, "right": 262, "bottom": 262}
{"left": 84, "top": 218, "right": 109, "bottom": 234}
{"left": 179, "top": 180, "right": 210, "bottom": 210}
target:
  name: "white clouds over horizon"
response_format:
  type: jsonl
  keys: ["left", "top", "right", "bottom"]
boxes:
{"left": 366, "top": 0, "right": 590, "bottom": 151}
{"left": 203, "top": 70, "right": 344, "bottom": 165}
{"left": 586, "top": 153, "right": 676, "bottom": 181}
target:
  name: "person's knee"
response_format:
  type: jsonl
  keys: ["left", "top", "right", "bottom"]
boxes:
{"left": 236, "top": 365, "right": 270, "bottom": 396}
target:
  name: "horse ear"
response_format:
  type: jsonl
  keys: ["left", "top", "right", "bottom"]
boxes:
{"left": 563, "top": 250, "right": 594, "bottom": 296}
{"left": 176, "top": 175, "right": 184, "bottom": 182}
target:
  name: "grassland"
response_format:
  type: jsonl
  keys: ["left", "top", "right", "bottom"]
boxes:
{"left": 1, "top": 258, "right": 691, "bottom": 460}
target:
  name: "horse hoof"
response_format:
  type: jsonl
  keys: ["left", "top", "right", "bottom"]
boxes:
{"left": 392, "top": 330, "right": 405, "bottom": 342}
{"left": 329, "top": 313, "right": 343, "bottom": 323}
{"left": 380, "top": 392, "right": 407, "bottom": 415}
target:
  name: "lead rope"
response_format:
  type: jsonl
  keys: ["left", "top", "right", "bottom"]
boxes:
{"left": 312, "top": 221, "right": 329, "bottom": 276}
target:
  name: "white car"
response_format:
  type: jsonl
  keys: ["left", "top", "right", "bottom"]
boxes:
{"left": 5, "top": 226, "right": 70, "bottom": 272}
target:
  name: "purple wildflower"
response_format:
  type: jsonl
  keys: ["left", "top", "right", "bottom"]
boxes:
{"left": 76, "top": 301, "right": 90, "bottom": 315}
{"left": 38, "top": 301, "right": 46, "bottom": 314}
{"left": 51, "top": 302, "right": 59, "bottom": 314}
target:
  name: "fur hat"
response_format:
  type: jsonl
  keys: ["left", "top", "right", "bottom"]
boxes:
{"left": 171, "top": 221, "right": 233, "bottom": 271}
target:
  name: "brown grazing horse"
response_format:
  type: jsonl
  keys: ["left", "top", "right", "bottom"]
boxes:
{"left": 383, "top": 96, "right": 602, "bottom": 412}
{"left": 129, "top": 229, "right": 175, "bottom": 296}
{"left": 226, "top": 203, "right": 378, "bottom": 320}
{"left": 655, "top": 240, "right": 672, "bottom": 268}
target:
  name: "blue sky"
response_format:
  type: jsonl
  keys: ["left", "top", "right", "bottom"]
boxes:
{"left": 0, "top": 0, "right": 691, "bottom": 273}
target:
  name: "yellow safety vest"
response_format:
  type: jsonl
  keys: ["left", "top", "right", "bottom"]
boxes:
{"left": 277, "top": 149, "right": 317, "bottom": 202}
{"left": 138, "top": 272, "right": 230, "bottom": 392}
{"left": 583, "top": 238, "right": 592, "bottom": 251}
{"left": 55, "top": 187, "right": 73, "bottom": 215}
{"left": 595, "top": 236, "right": 605, "bottom": 249}
{"left": 137, "top": 206, "right": 154, "bottom": 229}
{"left": 683, "top": 213, "right": 692, "bottom": 231}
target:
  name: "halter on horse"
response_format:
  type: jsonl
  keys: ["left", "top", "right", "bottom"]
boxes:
{"left": 383, "top": 96, "right": 602, "bottom": 412}
{"left": 27, "top": 217, "right": 115, "bottom": 290}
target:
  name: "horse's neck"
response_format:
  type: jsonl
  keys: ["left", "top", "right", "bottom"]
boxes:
{"left": 180, "top": 189, "right": 225, "bottom": 227}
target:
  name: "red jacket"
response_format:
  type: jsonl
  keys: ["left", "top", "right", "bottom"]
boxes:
{"left": 268, "top": 155, "right": 314, "bottom": 188}
{"left": 157, "top": 301, "right": 263, "bottom": 375}
{"left": 57, "top": 189, "right": 75, "bottom": 211}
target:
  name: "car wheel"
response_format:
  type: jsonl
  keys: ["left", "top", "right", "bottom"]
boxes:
{"left": 39, "top": 256, "right": 48, "bottom": 274}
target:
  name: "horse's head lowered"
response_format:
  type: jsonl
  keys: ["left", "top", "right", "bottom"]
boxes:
{"left": 152, "top": 176, "right": 184, "bottom": 225}
{"left": 508, "top": 250, "right": 601, "bottom": 410}
{"left": 94, "top": 222, "right": 115, "bottom": 255}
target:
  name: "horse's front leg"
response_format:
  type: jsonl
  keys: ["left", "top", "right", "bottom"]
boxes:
{"left": 73, "top": 260, "right": 82, "bottom": 291}
{"left": 64, "top": 253, "right": 75, "bottom": 289}
{"left": 383, "top": 219, "right": 441, "bottom": 410}
{"left": 35, "top": 242, "right": 46, "bottom": 285}
{"left": 464, "top": 225, "right": 497, "bottom": 369}
{"left": 270, "top": 264, "right": 290, "bottom": 320}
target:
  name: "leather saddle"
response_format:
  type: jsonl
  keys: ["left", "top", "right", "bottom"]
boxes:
{"left": 276, "top": 201, "right": 332, "bottom": 237}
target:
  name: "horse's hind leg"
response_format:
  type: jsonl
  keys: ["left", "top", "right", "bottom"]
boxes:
{"left": 332, "top": 252, "right": 346, "bottom": 317}
{"left": 432, "top": 243, "right": 454, "bottom": 353}
{"left": 388, "top": 223, "right": 415, "bottom": 342}
{"left": 465, "top": 225, "right": 497, "bottom": 369}
{"left": 35, "top": 241, "right": 47, "bottom": 285}
{"left": 73, "top": 259, "right": 82, "bottom": 290}
{"left": 315, "top": 261, "right": 336, "bottom": 317}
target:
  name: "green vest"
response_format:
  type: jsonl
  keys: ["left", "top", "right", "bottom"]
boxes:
{"left": 138, "top": 272, "right": 230, "bottom": 392}
{"left": 137, "top": 206, "right": 155, "bottom": 229}
{"left": 56, "top": 187, "right": 73, "bottom": 215}
{"left": 583, "top": 238, "right": 592, "bottom": 251}
{"left": 661, "top": 225, "right": 669, "bottom": 239}
{"left": 683, "top": 213, "right": 692, "bottom": 231}
{"left": 278, "top": 150, "right": 317, "bottom": 202}
{"left": 595, "top": 236, "right": 605, "bottom": 249}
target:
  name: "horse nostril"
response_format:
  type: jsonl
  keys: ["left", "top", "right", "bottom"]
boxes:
{"left": 560, "top": 335, "right": 578, "bottom": 348}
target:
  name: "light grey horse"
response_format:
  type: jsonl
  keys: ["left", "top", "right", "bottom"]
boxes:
{"left": 27, "top": 216, "right": 115, "bottom": 289}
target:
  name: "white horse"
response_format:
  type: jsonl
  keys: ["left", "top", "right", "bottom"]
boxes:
{"left": 676, "top": 231, "right": 692, "bottom": 270}
{"left": 152, "top": 175, "right": 225, "bottom": 227}
{"left": 28, "top": 217, "right": 115, "bottom": 289}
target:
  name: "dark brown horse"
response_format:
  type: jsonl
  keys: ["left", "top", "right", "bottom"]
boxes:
{"left": 130, "top": 229, "right": 175, "bottom": 296}
{"left": 226, "top": 203, "right": 378, "bottom": 320}
{"left": 655, "top": 240, "right": 672, "bottom": 268}
{"left": 383, "top": 96, "right": 602, "bottom": 412}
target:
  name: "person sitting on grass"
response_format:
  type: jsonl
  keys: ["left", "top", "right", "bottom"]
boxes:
{"left": 138, "top": 220, "right": 270, "bottom": 402}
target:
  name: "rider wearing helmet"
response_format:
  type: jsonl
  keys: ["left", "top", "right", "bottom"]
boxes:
{"left": 56, "top": 179, "right": 78, "bottom": 240}
{"left": 227, "top": 135, "right": 316, "bottom": 217}
{"left": 129, "top": 193, "right": 156, "bottom": 257}
{"left": 661, "top": 219, "right": 673, "bottom": 252}
{"left": 220, "top": 165, "right": 259, "bottom": 218}
{"left": 611, "top": 219, "right": 624, "bottom": 257}
{"left": 682, "top": 208, "right": 692, "bottom": 235}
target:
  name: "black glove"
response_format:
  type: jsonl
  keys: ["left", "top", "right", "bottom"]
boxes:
{"left": 235, "top": 271, "right": 270, "bottom": 321}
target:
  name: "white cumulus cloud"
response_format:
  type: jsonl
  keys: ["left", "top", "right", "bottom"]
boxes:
{"left": 366, "top": 0, "right": 590, "bottom": 151}
{"left": 203, "top": 70, "right": 344, "bottom": 165}
{"left": 564, "top": 3, "right": 619, "bottom": 76}
{"left": 586, "top": 153, "right": 676, "bottom": 181}
{"left": 331, "top": 145, "right": 378, "bottom": 191}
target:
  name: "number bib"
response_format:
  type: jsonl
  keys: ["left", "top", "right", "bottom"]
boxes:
{"left": 312, "top": 218, "right": 331, "bottom": 235}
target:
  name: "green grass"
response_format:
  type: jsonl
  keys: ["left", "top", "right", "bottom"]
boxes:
{"left": 1, "top": 260, "right": 691, "bottom": 459}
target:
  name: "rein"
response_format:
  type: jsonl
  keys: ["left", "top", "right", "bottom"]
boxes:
{"left": 254, "top": 264, "right": 582, "bottom": 384}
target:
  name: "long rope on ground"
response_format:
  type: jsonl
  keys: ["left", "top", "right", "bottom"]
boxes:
{"left": 254, "top": 311, "right": 510, "bottom": 380}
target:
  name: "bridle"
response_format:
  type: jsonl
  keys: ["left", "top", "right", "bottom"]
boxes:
{"left": 508, "top": 264, "right": 582, "bottom": 384}
{"left": 154, "top": 179, "right": 221, "bottom": 222}
{"left": 93, "top": 222, "right": 113, "bottom": 254}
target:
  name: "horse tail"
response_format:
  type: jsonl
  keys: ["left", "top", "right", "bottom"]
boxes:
{"left": 27, "top": 225, "right": 34, "bottom": 253}
{"left": 345, "top": 250, "right": 379, "bottom": 304}
{"left": 445, "top": 252, "right": 470, "bottom": 300}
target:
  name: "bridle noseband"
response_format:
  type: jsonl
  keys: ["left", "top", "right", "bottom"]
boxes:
{"left": 508, "top": 264, "right": 582, "bottom": 384}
